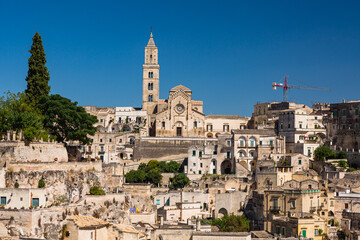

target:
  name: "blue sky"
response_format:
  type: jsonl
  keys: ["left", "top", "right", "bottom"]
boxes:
{"left": 1, "top": 1, "right": 360, "bottom": 116}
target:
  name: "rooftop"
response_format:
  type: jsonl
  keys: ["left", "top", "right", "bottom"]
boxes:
{"left": 68, "top": 215, "right": 108, "bottom": 228}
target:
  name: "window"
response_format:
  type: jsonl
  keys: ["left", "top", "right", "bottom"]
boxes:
{"left": 162, "top": 121, "right": 165, "bottom": 128}
{"left": 194, "top": 121, "right": 197, "bottom": 128}
{"left": 0, "top": 197, "right": 6, "bottom": 205}
{"left": 334, "top": 110, "right": 338, "bottom": 117}
{"left": 282, "top": 227, "right": 285, "bottom": 235}
{"left": 343, "top": 110, "right": 346, "bottom": 116}
{"left": 148, "top": 72, "right": 153, "bottom": 78}
{"left": 100, "top": 138, "right": 103, "bottom": 143}
{"left": 192, "top": 150, "right": 196, "bottom": 156}
{"left": 199, "top": 151, "right": 202, "bottom": 157}
{"left": 315, "top": 229, "right": 319, "bottom": 236}
{"left": 259, "top": 141, "right": 262, "bottom": 146}
{"left": 299, "top": 124, "right": 302, "bottom": 128}
{"left": 193, "top": 163, "right": 196, "bottom": 166}
{"left": 100, "top": 119, "right": 103, "bottom": 123}
{"left": 148, "top": 94, "right": 153, "bottom": 102}
{"left": 148, "top": 82, "right": 153, "bottom": 90}
{"left": 199, "top": 170, "right": 202, "bottom": 174}
{"left": 91, "top": 232, "right": 94, "bottom": 240}
{"left": 280, "top": 124, "right": 283, "bottom": 129}
{"left": 345, "top": 203, "right": 349, "bottom": 209}
{"left": 82, "top": 146, "right": 85, "bottom": 152}
{"left": 20, "top": 197, "right": 23, "bottom": 201}
{"left": 223, "top": 124, "right": 229, "bottom": 132}
{"left": 290, "top": 199, "right": 295, "bottom": 209}
{"left": 356, "top": 109, "right": 359, "bottom": 115}
{"left": 109, "top": 138, "right": 112, "bottom": 143}
{"left": 118, "top": 117, "right": 121, "bottom": 123}
{"left": 32, "top": 198, "right": 39, "bottom": 207}
{"left": 200, "top": 163, "right": 203, "bottom": 167}
{"left": 207, "top": 125, "right": 212, "bottom": 132}
{"left": 288, "top": 124, "right": 291, "bottom": 128}
{"left": 100, "top": 146, "right": 104, "bottom": 152}
{"left": 276, "top": 226, "right": 280, "bottom": 234}
{"left": 298, "top": 159, "right": 302, "bottom": 164}
{"left": 156, "top": 200, "right": 160, "bottom": 205}
{"left": 250, "top": 139, "right": 255, "bottom": 147}
{"left": 226, "top": 140, "right": 231, "bottom": 146}
{"left": 227, "top": 151, "right": 231, "bottom": 158}
{"left": 150, "top": 54, "right": 152, "bottom": 59}
{"left": 270, "top": 140, "right": 273, "bottom": 146}
{"left": 100, "top": 155, "right": 104, "bottom": 162}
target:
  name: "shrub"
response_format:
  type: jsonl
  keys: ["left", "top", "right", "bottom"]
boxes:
{"left": 14, "top": 182, "right": 19, "bottom": 188}
{"left": 90, "top": 185, "right": 105, "bottom": 195}
{"left": 38, "top": 179, "right": 45, "bottom": 188}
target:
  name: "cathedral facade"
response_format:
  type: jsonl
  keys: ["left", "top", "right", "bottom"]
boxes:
{"left": 142, "top": 32, "right": 205, "bottom": 137}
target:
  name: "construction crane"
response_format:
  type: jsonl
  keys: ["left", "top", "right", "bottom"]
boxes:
{"left": 272, "top": 75, "right": 331, "bottom": 102}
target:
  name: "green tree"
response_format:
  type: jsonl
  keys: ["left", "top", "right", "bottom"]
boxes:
{"left": 314, "top": 146, "right": 333, "bottom": 161}
{"left": 125, "top": 170, "right": 146, "bottom": 183}
{"left": 146, "top": 160, "right": 159, "bottom": 172}
{"left": 164, "top": 161, "right": 181, "bottom": 173}
{"left": 146, "top": 168, "right": 162, "bottom": 185}
{"left": 170, "top": 173, "right": 190, "bottom": 189}
{"left": 37, "top": 94, "right": 97, "bottom": 144}
{"left": 25, "top": 32, "right": 50, "bottom": 106}
{"left": 0, "top": 92, "right": 43, "bottom": 141}
{"left": 208, "top": 214, "right": 249, "bottom": 232}
{"left": 337, "top": 151, "right": 347, "bottom": 159}
{"left": 138, "top": 163, "right": 147, "bottom": 171}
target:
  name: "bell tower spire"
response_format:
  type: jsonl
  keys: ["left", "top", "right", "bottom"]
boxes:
{"left": 142, "top": 30, "right": 160, "bottom": 115}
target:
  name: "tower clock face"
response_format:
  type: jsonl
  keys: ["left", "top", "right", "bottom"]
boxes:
{"left": 175, "top": 104, "right": 185, "bottom": 113}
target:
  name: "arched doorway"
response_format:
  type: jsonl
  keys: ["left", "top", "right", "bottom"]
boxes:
{"left": 218, "top": 208, "right": 228, "bottom": 217}
{"left": 207, "top": 133, "right": 213, "bottom": 138}
{"left": 221, "top": 160, "right": 232, "bottom": 174}
{"left": 175, "top": 122, "right": 183, "bottom": 137}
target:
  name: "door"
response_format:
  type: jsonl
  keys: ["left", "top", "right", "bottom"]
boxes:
{"left": 177, "top": 127, "right": 182, "bottom": 136}
{"left": 302, "top": 230, "right": 306, "bottom": 238}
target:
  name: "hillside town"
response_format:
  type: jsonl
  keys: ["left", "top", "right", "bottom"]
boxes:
{"left": 0, "top": 31, "right": 359, "bottom": 240}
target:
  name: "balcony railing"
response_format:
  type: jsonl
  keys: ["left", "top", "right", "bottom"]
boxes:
{"left": 270, "top": 206, "right": 280, "bottom": 213}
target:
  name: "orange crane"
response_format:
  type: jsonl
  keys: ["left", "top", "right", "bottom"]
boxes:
{"left": 272, "top": 75, "right": 331, "bottom": 102}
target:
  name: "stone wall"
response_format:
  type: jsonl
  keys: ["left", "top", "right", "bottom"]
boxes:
{"left": 134, "top": 137, "right": 217, "bottom": 161}
{"left": 7, "top": 161, "right": 102, "bottom": 172}
{"left": 0, "top": 142, "right": 68, "bottom": 163}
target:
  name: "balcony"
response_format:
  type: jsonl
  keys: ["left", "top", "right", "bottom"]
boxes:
{"left": 270, "top": 206, "right": 280, "bottom": 213}
{"left": 98, "top": 150, "right": 105, "bottom": 154}
{"left": 310, "top": 207, "right": 317, "bottom": 213}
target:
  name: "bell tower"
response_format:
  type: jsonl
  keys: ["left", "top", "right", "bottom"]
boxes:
{"left": 142, "top": 30, "right": 160, "bottom": 115}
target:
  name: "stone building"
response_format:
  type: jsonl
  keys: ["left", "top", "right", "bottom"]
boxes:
{"left": 141, "top": 32, "right": 248, "bottom": 138}
{"left": 326, "top": 100, "right": 360, "bottom": 151}
{"left": 186, "top": 134, "right": 240, "bottom": 176}
{"left": 233, "top": 129, "right": 286, "bottom": 171}
{"left": 82, "top": 106, "right": 147, "bottom": 163}
{"left": 204, "top": 115, "right": 249, "bottom": 138}
{"left": 277, "top": 108, "right": 326, "bottom": 156}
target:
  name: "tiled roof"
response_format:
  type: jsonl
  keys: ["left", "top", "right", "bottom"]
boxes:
{"left": 113, "top": 224, "right": 139, "bottom": 234}
{"left": 68, "top": 215, "right": 108, "bottom": 228}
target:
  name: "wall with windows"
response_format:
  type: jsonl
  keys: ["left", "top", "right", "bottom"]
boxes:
{"left": 0, "top": 188, "right": 46, "bottom": 209}
{"left": 205, "top": 115, "right": 249, "bottom": 138}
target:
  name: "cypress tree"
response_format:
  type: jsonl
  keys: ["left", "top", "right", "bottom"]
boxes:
{"left": 25, "top": 32, "right": 50, "bottom": 106}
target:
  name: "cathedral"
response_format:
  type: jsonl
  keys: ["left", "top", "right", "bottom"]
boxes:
{"left": 142, "top": 32, "right": 206, "bottom": 137}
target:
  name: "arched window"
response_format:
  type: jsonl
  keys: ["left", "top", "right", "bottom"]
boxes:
{"left": 249, "top": 137, "right": 256, "bottom": 147}
{"left": 148, "top": 94, "right": 153, "bottom": 102}
{"left": 238, "top": 137, "right": 246, "bottom": 147}
{"left": 148, "top": 82, "right": 153, "bottom": 90}
{"left": 148, "top": 72, "right": 153, "bottom": 78}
